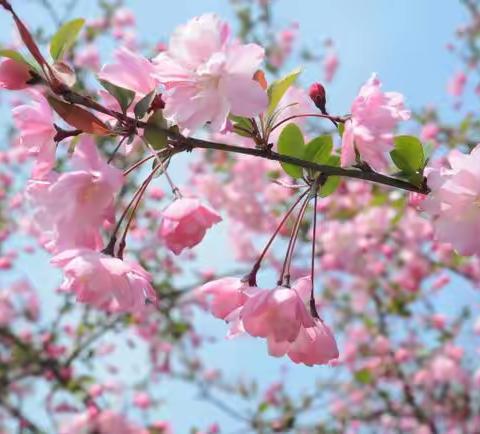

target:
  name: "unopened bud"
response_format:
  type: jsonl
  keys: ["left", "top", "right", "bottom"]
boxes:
{"left": 309, "top": 82, "right": 327, "bottom": 114}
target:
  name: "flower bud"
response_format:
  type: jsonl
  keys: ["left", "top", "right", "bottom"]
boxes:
{"left": 309, "top": 82, "right": 327, "bottom": 114}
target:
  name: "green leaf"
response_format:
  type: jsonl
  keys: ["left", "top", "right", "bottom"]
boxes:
{"left": 319, "top": 155, "right": 341, "bottom": 197}
{"left": 100, "top": 79, "right": 135, "bottom": 114}
{"left": 305, "top": 135, "right": 333, "bottom": 164}
{"left": 50, "top": 18, "right": 85, "bottom": 61}
{"left": 267, "top": 67, "right": 301, "bottom": 116}
{"left": 230, "top": 114, "right": 253, "bottom": 137}
{"left": 390, "top": 135, "right": 425, "bottom": 174}
{"left": 134, "top": 90, "right": 156, "bottom": 119}
{"left": 144, "top": 111, "right": 168, "bottom": 151}
{"left": 0, "top": 48, "right": 30, "bottom": 65}
{"left": 354, "top": 368, "right": 373, "bottom": 385}
{"left": 277, "top": 123, "right": 305, "bottom": 178}
{"left": 337, "top": 122, "right": 345, "bottom": 137}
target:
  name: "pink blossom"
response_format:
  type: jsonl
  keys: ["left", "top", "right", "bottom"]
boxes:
{"left": 27, "top": 138, "right": 123, "bottom": 252}
{"left": 75, "top": 44, "right": 100, "bottom": 71}
{"left": 0, "top": 58, "right": 31, "bottom": 90}
{"left": 12, "top": 90, "right": 56, "bottom": 178}
{"left": 159, "top": 197, "right": 222, "bottom": 255}
{"left": 112, "top": 8, "right": 136, "bottom": 27}
{"left": 195, "top": 277, "right": 248, "bottom": 319}
{"left": 99, "top": 47, "right": 157, "bottom": 96}
{"left": 133, "top": 392, "right": 151, "bottom": 409}
{"left": 60, "top": 410, "right": 148, "bottom": 434}
{"left": 323, "top": 51, "right": 339, "bottom": 83}
{"left": 341, "top": 74, "right": 410, "bottom": 171}
{"left": 447, "top": 71, "right": 467, "bottom": 97}
{"left": 422, "top": 145, "right": 480, "bottom": 256}
{"left": 152, "top": 14, "right": 267, "bottom": 132}
{"left": 51, "top": 248, "right": 157, "bottom": 313}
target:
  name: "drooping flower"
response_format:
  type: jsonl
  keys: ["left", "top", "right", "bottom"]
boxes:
{"left": 195, "top": 277, "right": 248, "bottom": 319}
{"left": 27, "top": 137, "right": 123, "bottom": 252}
{"left": 99, "top": 47, "right": 158, "bottom": 96}
{"left": 340, "top": 73, "right": 410, "bottom": 171}
{"left": 152, "top": 14, "right": 268, "bottom": 132}
{"left": 12, "top": 90, "right": 56, "bottom": 177}
{"left": 237, "top": 277, "right": 339, "bottom": 366}
{"left": 159, "top": 197, "right": 222, "bottom": 255}
{"left": 422, "top": 145, "right": 480, "bottom": 257}
{"left": 51, "top": 249, "right": 156, "bottom": 313}
{"left": 0, "top": 58, "right": 31, "bottom": 90}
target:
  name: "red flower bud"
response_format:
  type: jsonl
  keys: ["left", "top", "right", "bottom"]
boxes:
{"left": 309, "top": 82, "right": 327, "bottom": 114}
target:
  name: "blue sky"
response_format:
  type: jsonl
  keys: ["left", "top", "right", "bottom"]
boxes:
{"left": 0, "top": 1, "right": 476, "bottom": 432}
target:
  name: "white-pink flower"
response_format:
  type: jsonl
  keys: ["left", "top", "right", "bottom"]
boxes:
{"left": 422, "top": 145, "right": 480, "bottom": 257}
{"left": 341, "top": 73, "right": 410, "bottom": 171}
{"left": 60, "top": 410, "right": 148, "bottom": 434}
{"left": 159, "top": 197, "right": 222, "bottom": 255}
{"left": 152, "top": 14, "right": 268, "bottom": 132}
{"left": 52, "top": 249, "right": 157, "bottom": 313}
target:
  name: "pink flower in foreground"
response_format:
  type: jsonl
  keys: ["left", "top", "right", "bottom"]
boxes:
{"left": 99, "top": 47, "right": 157, "bottom": 96}
{"left": 152, "top": 14, "right": 267, "bottom": 132}
{"left": 27, "top": 138, "right": 123, "bottom": 252}
{"left": 12, "top": 90, "right": 56, "bottom": 177}
{"left": 52, "top": 249, "right": 157, "bottom": 313}
{"left": 0, "top": 58, "right": 31, "bottom": 90}
{"left": 159, "top": 197, "right": 222, "bottom": 255}
{"left": 195, "top": 277, "right": 248, "bottom": 319}
{"left": 60, "top": 410, "right": 148, "bottom": 434}
{"left": 238, "top": 277, "right": 339, "bottom": 366}
{"left": 422, "top": 145, "right": 480, "bottom": 257}
{"left": 341, "top": 73, "right": 410, "bottom": 171}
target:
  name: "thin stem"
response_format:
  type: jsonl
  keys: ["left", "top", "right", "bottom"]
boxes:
{"left": 247, "top": 189, "right": 309, "bottom": 286}
{"left": 310, "top": 192, "right": 320, "bottom": 319}
{"left": 108, "top": 135, "right": 129, "bottom": 164}
{"left": 270, "top": 113, "right": 348, "bottom": 134}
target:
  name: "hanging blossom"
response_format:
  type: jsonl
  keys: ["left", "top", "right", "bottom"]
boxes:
{"left": 341, "top": 73, "right": 411, "bottom": 171}
{"left": 52, "top": 249, "right": 157, "bottom": 314}
{"left": 27, "top": 138, "right": 123, "bottom": 253}
{"left": 152, "top": 13, "right": 268, "bottom": 132}
{"left": 159, "top": 197, "right": 222, "bottom": 255}
{"left": 422, "top": 145, "right": 480, "bottom": 256}
{"left": 197, "top": 276, "right": 339, "bottom": 366}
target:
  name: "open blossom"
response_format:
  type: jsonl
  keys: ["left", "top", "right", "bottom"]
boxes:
{"left": 60, "top": 410, "right": 148, "bottom": 434}
{"left": 99, "top": 47, "right": 158, "bottom": 96}
{"left": 12, "top": 90, "right": 56, "bottom": 177}
{"left": 234, "top": 277, "right": 339, "bottom": 366}
{"left": 0, "top": 58, "right": 31, "bottom": 90}
{"left": 52, "top": 249, "right": 157, "bottom": 313}
{"left": 152, "top": 14, "right": 267, "bottom": 132}
{"left": 195, "top": 277, "right": 248, "bottom": 319}
{"left": 422, "top": 145, "right": 480, "bottom": 256}
{"left": 27, "top": 138, "right": 123, "bottom": 252}
{"left": 341, "top": 73, "right": 410, "bottom": 171}
{"left": 159, "top": 197, "right": 222, "bottom": 255}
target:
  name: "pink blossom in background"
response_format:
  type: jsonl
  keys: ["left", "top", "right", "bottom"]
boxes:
{"left": 447, "top": 71, "right": 467, "bottom": 97}
{"left": 323, "top": 51, "right": 339, "bottom": 83}
{"left": 75, "top": 44, "right": 101, "bottom": 71}
{"left": 27, "top": 138, "right": 123, "bottom": 252}
{"left": 152, "top": 14, "right": 267, "bottom": 132}
{"left": 341, "top": 73, "right": 410, "bottom": 171}
{"left": 12, "top": 90, "right": 56, "bottom": 178}
{"left": 159, "top": 197, "right": 222, "bottom": 255}
{"left": 99, "top": 47, "right": 158, "bottom": 96}
{"left": 422, "top": 145, "right": 480, "bottom": 256}
{"left": 60, "top": 410, "right": 148, "bottom": 434}
{"left": 51, "top": 249, "right": 157, "bottom": 313}
{"left": 0, "top": 58, "right": 31, "bottom": 90}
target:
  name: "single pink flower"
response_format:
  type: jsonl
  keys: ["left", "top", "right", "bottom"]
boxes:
{"left": 0, "top": 58, "right": 31, "bottom": 90}
{"left": 422, "top": 145, "right": 480, "bottom": 256}
{"left": 51, "top": 249, "right": 157, "bottom": 313}
{"left": 99, "top": 47, "right": 157, "bottom": 96}
{"left": 60, "top": 410, "right": 148, "bottom": 434}
{"left": 159, "top": 197, "right": 221, "bottom": 255}
{"left": 341, "top": 73, "right": 410, "bottom": 171}
{"left": 27, "top": 137, "right": 123, "bottom": 252}
{"left": 447, "top": 71, "right": 467, "bottom": 97}
{"left": 12, "top": 90, "right": 56, "bottom": 178}
{"left": 323, "top": 51, "right": 339, "bottom": 83}
{"left": 195, "top": 277, "right": 248, "bottom": 319}
{"left": 152, "top": 14, "right": 267, "bottom": 132}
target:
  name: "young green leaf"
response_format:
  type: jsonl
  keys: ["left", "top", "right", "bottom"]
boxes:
{"left": 267, "top": 67, "right": 301, "bottom": 116}
{"left": 305, "top": 135, "right": 333, "bottom": 164}
{"left": 390, "top": 135, "right": 425, "bottom": 174}
{"left": 100, "top": 80, "right": 135, "bottom": 114}
{"left": 0, "top": 48, "right": 30, "bottom": 65}
{"left": 277, "top": 123, "right": 305, "bottom": 178}
{"left": 143, "top": 111, "right": 168, "bottom": 151}
{"left": 230, "top": 114, "right": 253, "bottom": 137}
{"left": 319, "top": 155, "right": 341, "bottom": 197}
{"left": 134, "top": 90, "right": 156, "bottom": 119}
{"left": 50, "top": 18, "right": 85, "bottom": 61}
